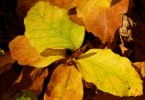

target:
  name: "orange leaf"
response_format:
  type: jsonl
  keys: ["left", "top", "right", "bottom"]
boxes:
{"left": 9, "top": 36, "right": 65, "bottom": 68}
{"left": 44, "top": 64, "right": 83, "bottom": 100}
{"left": 75, "top": 0, "right": 129, "bottom": 42}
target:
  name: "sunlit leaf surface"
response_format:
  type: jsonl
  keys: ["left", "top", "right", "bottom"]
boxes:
{"left": 77, "top": 49, "right": 143, "bottom": 96}
{"left": 24, "top": 1, "right": 85, "bottom": 52}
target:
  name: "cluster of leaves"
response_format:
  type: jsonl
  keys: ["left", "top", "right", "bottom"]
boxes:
{"left": 3, "top": 0, "right": 144, "bottom": 99}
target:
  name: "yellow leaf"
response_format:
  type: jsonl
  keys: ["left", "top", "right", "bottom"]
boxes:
{"left": 75, "top": 0, "right": 129, "bottom": 42}
{"left": 9, "top": 36, "right": 65, "bottom": 68}
{"left": 44, "top": 64, "right": 83, "bottom": 100}
{"left": 24, "top": 1, "right": 85, "bottom": 52}
{"left": 77, "top": 49, "right": 143, "bottom": 96}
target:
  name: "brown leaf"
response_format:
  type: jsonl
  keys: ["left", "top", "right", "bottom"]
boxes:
{"left": 75, "top": 0, "right": 129, "bottom": 42}
{"left": 0, "top": 63, "right": 13, "bottom": 74}
{"left": 44, "top": 64, "right": 83, "bottom": 100}
{"left": 11, "top": 67, "right": 48, "bottom": 95}
{"left": 0, "top": 51, "right": 15, "bottom": 74}
{"left": 133, "top": 62, "right": 145, "bottom": 78}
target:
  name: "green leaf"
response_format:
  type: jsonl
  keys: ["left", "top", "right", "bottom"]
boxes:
{"left": 24, "top": 1, "right": 85, "bottom": 53}
{"left": 77, "top": 49, "right": 143, "bottom": 97}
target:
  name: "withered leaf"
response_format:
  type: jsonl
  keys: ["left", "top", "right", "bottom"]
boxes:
{"left": 0, "top": 51, "right": 15, "bottom": 74}
{"left": 12, "top": 67, "right": 48, "bottom": 96}
{"left": 44, "top": 64, "right": 83, "bottom": 100}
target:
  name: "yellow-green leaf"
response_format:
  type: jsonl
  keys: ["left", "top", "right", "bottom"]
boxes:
{"left": 44, "top": 64, "right": 83, "bottom": 100}
{"left": 24, "top": 1, "right": 85, "bottom": 53}
{"left": 77, "top": 49, "right": 143, "bottom": 96}
{"left": 9, "top": 36, "right": 65, "bottom": 68}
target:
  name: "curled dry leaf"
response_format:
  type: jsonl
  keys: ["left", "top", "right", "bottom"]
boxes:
{"left": 74, "top": 0, "right": 129, "bottom": 42}
{"left": 12, "top": 67, "right": 48, "bottom": 96}
{"left": 9, "top": 35, "right": 65, "bottom": 68}
{"left": 44, "top": 64, "right": 83, "bottom": 100}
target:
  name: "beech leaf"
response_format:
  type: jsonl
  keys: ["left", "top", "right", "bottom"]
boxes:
{"left": 24, "top": 1, "right": 85, "bottom": 52}
{"left": 44, "top": 64, "right": 83, "bottom": 100}
{"left": 9, "top": 36, "right": 65, "bottom": 68}
{"left": 75, "top": 0, "right": 129, "bottom": 42}
{"left": 77, "top": 49, "right": 143, "bottom": 96}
